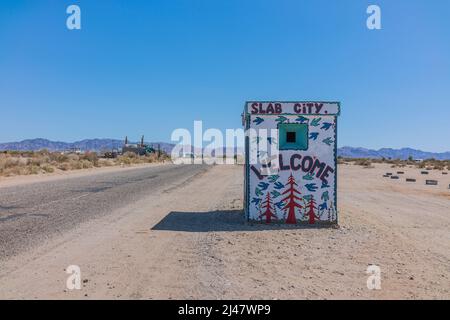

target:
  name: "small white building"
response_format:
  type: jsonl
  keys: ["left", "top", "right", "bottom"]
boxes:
{"left": 243, "top": 101, "right": 340, "bottom": 225}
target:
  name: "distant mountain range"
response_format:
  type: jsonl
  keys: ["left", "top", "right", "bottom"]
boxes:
{"left": 337, "top": 146, "right": 450, "bottom": 160}
{"left": 0, "top": 139, "right": 449, "bottom": 160}
{"left": 0, "top": 138, "right": 175, "bottom": 154}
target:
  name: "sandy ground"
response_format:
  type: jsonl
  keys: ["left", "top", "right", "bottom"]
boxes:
{"left": 0, "top": 163, "right": 449, "bottom": 299}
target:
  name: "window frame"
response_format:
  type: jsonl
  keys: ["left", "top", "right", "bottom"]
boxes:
{"left": 278, "top": 123, "right": 309, "bottom": 151}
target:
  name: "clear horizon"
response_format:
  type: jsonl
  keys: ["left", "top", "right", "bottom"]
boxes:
{"left": 1, "top": 1, "right": 449, "bottom": 152}
{"left": 0, "top": 137, "right": 449, "bottom": 154}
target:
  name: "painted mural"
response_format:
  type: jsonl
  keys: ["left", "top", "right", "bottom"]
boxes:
{"left": 244, "top": 102, "right": 339, "bottom": 225}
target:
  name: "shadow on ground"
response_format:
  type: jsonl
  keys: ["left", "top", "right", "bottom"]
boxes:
{"left": 152, "top": 210, "right": 335, "bottom": 232}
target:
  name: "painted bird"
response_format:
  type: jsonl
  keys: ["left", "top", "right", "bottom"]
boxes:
{"left": 296, "top": 116, "right": 308, "bottom": 123}
{"left": 268, "top": 175, "right": 280, "bottom": 183}
{"left": 321, "top": 122, "right": 333, "bottom": 131}
{"left": 258, "top": 182, "right": 270, "bottom": 191}
{"left": 319, "top": 202, "right": 328, "bottom": 211}
{"left": 303, "top": 173, "right": 315, "bottom": 180}
{"left": 274, "top": 182, "right": 284, "bottom": 190}
{"left": 309, "top": 132, "right": 319, "bottom": 140}
{"left": 275, "top": 116, "right": 289, "bottom": 124}
{"left": 305, "top": 183, "right": 318, "bottom": 192}
{"left": 251, "top": 198, "right": 261, "bottom": 206}
{"left": 321, "top": 191, "right": 330, "bottom": 202}
{"left": 271, "top": 190, "right": 281, "bottom": 198}
{"left": 274, "top": 201, "right": 285, "bottom": 210}
{"left": 255, "top": 188, "right": 263, "bottom": 196}
{"left": 253, "top": 117, "right": 264, "bottom": 125}
{"left": 310, "top": 118, "right": 322, "bottom": 127}
{"left": 321, "top": 181, "right": 330, "bottom": 189}
{"left": 322, "top": 137, "right": 333, "bottom": 146}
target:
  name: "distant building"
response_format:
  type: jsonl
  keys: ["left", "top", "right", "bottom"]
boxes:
{"left": 122, "top": 135, "right": 155, "bottom": 155}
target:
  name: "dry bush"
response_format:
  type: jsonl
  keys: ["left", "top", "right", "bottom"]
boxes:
{"left": 57, "top": 162, "right": 71, "bottom": 171}
{"left": 66, "top": 154, "right": 80, "bottom": 161}
{"left": 123, "top": 151, "right": 137, "bottom": 159}
{"left": 370, "top": 158, "right": 384, "bottom": 164}
{"left": 117, "top": 152, "right": 136, "bottom": 165}
{"left": 80, "top": 159, "right": 94, "bottom": 169}
{"left": 115, "top": 151, "right": 170, "bottom": 166}
{"left": 29, "top": 165, "right": 40, "bottom": 175}
{"left": 116, "top": 152, "right": 146, "bottom": 165}
{"left": 50, "top": 153, "right": 69, "bottom": 163}
{"left": 445, "top": 160, "right": 450, "bottom": 171}
{"left": 0, "top": 150, "right": 168, "bottom": 177}
{"left": 412, "top": 159, "right": 449, "bottom": 171}
{"left": 354, "top": 158, "right": 372, "bottom": 167}
{"left": 143, "top": 152, "right": 164, "bottom": 163}
{"left": 80, "top": 152, "right": 99, "bottom": 166}
{"left": 337, "top": 157, "right": 449, "bottom": 171}
{"left": 98, "top": 159, "right": 114, "bottom": 167}
{"left": 42, "top": 164, "right": 54, "bottom": 173}
{"left": 2, "top": 157, "right": 20, "bottom": 169}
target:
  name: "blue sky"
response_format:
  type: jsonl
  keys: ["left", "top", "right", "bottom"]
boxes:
{"left": 0, "top": 0, "right": 449, "bottom": 151}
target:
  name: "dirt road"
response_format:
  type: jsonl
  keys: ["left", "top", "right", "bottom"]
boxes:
{"left": 0, "top": 163, "right": 448, "bottom": 299}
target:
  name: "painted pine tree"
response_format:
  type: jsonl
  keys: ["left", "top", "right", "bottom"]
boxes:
{"left": 259, "top": 192, "right": 277, "bottom": 224}
{"left": 305, "top": 195, "right": 320, "bottom": 224}
{"left": 281, "top": 174, "right": 303, "bottom": 224}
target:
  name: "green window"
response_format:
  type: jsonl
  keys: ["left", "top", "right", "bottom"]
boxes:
{"left": 278, "top": 123, "right": 308, "bottom": 150}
